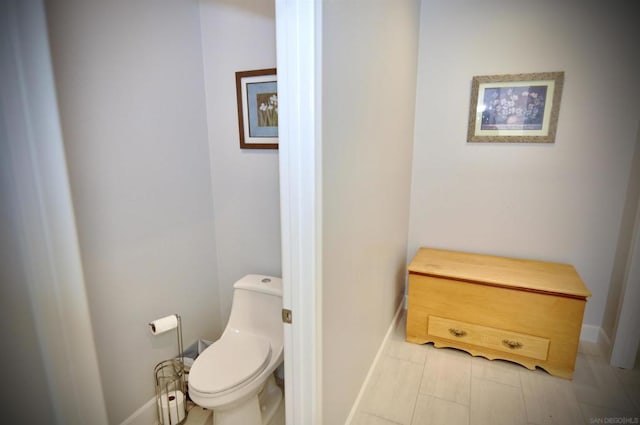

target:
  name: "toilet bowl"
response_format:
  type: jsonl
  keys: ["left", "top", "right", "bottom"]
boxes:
{"left": 188, "top": 275, "right": 284, "bottom": 425}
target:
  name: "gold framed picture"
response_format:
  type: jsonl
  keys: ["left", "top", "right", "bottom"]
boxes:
{"left": 467, "top": 72, "right": 564, "bottom": 143}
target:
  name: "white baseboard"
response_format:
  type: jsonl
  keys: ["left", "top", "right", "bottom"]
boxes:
{"left": 581, "top": 324, "right": 614, "bottom": 348}
{"left": 580, "top": 324, "right": 600, "bottom": 343}
{"left": 598, "top": 326, "right": 613, "bottom": 358}
{"left": 344, "top": 298, "right": 406, "bottom": 425}
{"left": 580, "top": 325, "right": 613, "bottom": 360}
{"left": 120, "top": 396, "right": 157, "bottom": 425}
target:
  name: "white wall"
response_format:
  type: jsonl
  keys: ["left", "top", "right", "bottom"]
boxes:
{"left": 1, "top": 4, "right": 65, "bottom": 422}
{"left": 321, "top": 1, "right": 421, "bottom": 423}
{"left": 0, "top": 176, "right": 55, "bottom": 425}
{"left": 408, "top": 0, "right": 640, "bottom": 330}
{"left": 199, "top": 0, "right": 281, "bottom": 325}
{"left": 45, "top": 0, "right": 221, "bottom": 423}
{"left": 1, "top": 1, "right": 107, "bottom": 423}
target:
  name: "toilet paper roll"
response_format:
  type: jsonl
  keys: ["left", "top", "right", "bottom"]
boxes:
{"left": 149, "top": 314, "right": 178, "bottom": 335}
{"left": 157, "top": 390, "right": 185, "bottom": 425}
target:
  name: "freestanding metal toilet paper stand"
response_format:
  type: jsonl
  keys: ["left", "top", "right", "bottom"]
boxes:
{"left": 151, "top": 314, "right": 186, "bottom": 425}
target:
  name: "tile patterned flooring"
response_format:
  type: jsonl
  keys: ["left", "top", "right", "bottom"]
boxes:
{"left": 352, "top": 311, "right": 640, "bottom": 425}
{"left": 181, "top": 310, "right": 640, "bottom": 425}
{"left": 181, "top": 377, "right": 285, "bottom": 425}
{"left": 181, "top": 398, "right": 285, "bottom": 425}
{"left": 182, "top": 401, "right": 212, "bottom": 425}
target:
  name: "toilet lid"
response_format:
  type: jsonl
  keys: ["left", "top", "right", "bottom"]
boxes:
{"left": 189, "top": 331, "right": 271, "bottom": 394}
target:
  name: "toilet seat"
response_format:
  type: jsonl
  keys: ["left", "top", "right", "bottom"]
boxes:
{"left": 189, "top": 331, "right": 271, "bottom": 395}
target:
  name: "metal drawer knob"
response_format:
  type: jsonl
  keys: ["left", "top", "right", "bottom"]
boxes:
{"left": 502, "top": 339, "right": 523, "bottom": 349}
{"left": 448, "top": 328, "right": 467, "bottom": 337}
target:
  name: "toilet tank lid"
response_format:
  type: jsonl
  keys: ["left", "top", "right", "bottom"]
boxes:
{"left": 234, "top": 274, "right": 282, "bottom": 297}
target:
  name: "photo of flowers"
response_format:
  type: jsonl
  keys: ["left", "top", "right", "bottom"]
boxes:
{"left": 235, "top": 68, "right": 278, "bottom": 149}
{"left": 467, "top": 72, "right": 564, "bottom": 143}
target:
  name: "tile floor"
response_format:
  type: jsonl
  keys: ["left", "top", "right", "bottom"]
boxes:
{"left": 180, "top": 311, "right": 640, "bottom": 425}
{"left": 182, "top": 401, "right": 212, "bottom": 425}
{"left": 181, "top": 377, "right": 286, "bottom": 425}
{"left": 352, "top": 310, "right": 640, "bottom": 425}
{"left": 181, "top": 398, "right": 285, "bottom": 425}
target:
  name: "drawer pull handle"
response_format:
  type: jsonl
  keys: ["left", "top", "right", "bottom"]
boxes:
{"left": 448, "top": 328, "right": 467, "bottom": 337}
{"left": 502, "top": 339, "right": 523, "bottom": 350}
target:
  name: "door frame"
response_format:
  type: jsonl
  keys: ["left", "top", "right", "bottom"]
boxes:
{"left": 275, "top": 1, "right": 323, "bottom": 424}
{"left": 610, "top": 193, "right": 640, "bottom": 368}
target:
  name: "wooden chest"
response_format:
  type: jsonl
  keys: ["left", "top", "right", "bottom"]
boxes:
{"left": 406, "top": 248, "right": 591, "bottom": 379}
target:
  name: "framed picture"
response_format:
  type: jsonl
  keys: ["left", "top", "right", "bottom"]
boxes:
{"left": 467, "top": 72, "right": 564, "bottom": 143}
{"left": 235, "top": 68, "right": 278, "bottom": 149}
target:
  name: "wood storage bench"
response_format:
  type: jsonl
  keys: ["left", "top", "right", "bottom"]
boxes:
{"left": 406, "top": 248, "right": 591, "bottom": 379}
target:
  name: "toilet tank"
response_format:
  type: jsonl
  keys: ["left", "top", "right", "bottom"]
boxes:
{"left": 225, "top": 275, "right": 283, "bottom": 348}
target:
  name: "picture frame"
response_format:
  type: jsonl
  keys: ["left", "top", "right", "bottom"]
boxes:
{"left": 467, "top": 72, "right": 564, "bottom": 143}
{"left": 235, "top": 68, "right": 278, "bottom": 149}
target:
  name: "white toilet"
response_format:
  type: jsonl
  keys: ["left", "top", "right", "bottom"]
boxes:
{"left": 188, "top": 274, "right": 284, "bottom": 425}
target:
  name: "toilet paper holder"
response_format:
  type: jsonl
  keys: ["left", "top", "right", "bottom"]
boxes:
{"left": 154, "top": 358, "right": 186, "bottom": 425}
{"left": 150, "top": 314, "right": 186, "bottom": 425}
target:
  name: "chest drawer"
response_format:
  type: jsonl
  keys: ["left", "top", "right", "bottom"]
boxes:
{"left": 406, "top": 248, "right": 591, "bottom": 379}
{"left": 427, "top": 316, "right": 550, "bottom": 361}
